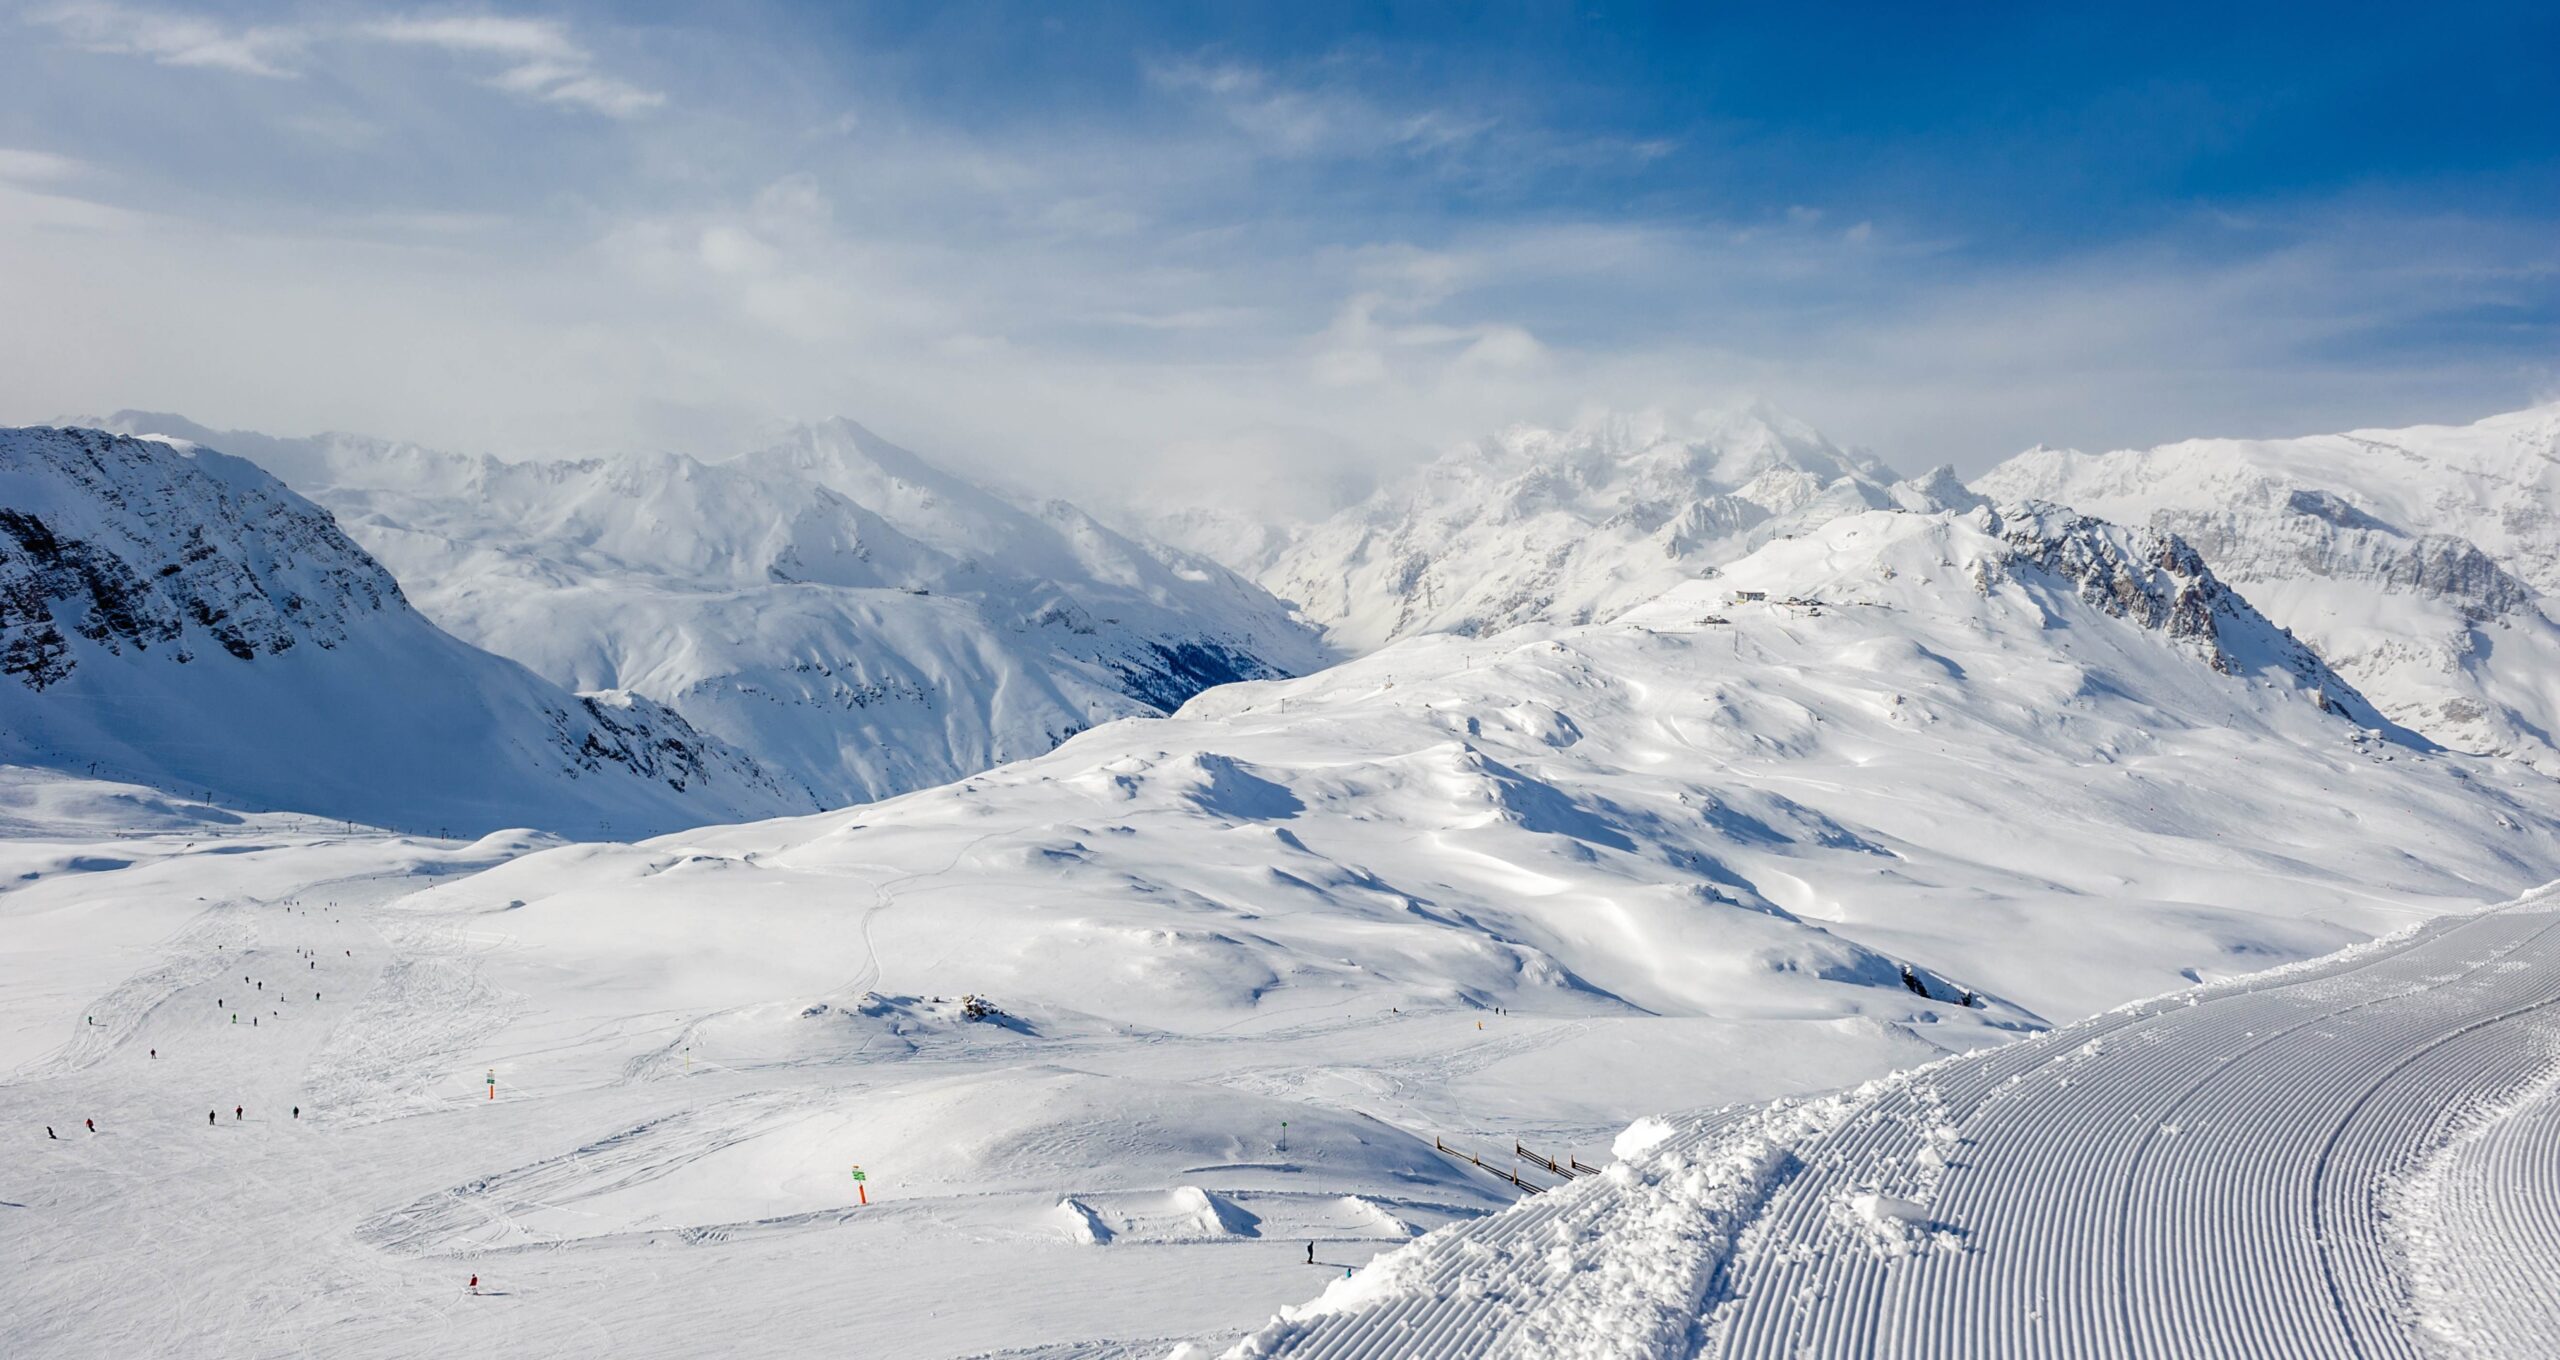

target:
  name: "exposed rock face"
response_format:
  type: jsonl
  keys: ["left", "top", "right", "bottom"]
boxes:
{"left": 0, "top": 425, "right": 808, "bottom": 836}
{"left": 96, "top": 412, "right": 1326, "bottom": 808}
{"left": 1980, "top": 404, "right": 2560, "bottom": 766}
{"left": 1983, "top": 502, "right": 2383, "bottom": 723}
{"left": 0, "top": 428, "right": 399, "bottom": 685}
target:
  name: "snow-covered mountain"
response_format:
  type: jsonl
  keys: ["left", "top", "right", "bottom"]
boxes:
{"left": 98, "top": 413, "right": 1329, "bottom": 807}
{"left": 0, "top": 426, "right": 809, "bottom": 837}
{"left": 1237, "top": 408, "right": 1976, "bottom": 653}
{"left": 453, "top": 500, "right": 2556, "bottom": 1051}
{"left": 1978, "top": 403, "right": 2560, "bottom": 768}
{"left": 14, "top": 492, "right": 2560, "bottom": 1356}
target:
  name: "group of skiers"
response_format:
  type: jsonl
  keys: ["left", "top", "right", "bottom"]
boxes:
{"left": 41, "top": 921, "right": 351, "bottom": 1144}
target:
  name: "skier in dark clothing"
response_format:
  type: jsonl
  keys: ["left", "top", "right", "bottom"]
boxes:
{"left": 84, "top": 1119, "right": 93, "bottom": 1133}
{"left": 234, "top": 1105, "right": 242, "bottom": 1120}
{"left": 292, "top": 1107, "right": 299, "bottom": 1119}
{"left": 1306, "top": 1241, "right": 1314, "bottom": 1265}
{"left": 209, "top": 1111, "right": 216, "bottom": 1125}
{"left": 46, "top": 1126, "right": 55, "bottom": 1139}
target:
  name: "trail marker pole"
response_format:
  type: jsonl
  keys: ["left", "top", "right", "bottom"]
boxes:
{"left": 850, "top": 1164, "right": 868, "bottom": 1206}
{"left": 1278, "top": 1120, "right": 1288, "bottom": 1154}
{"left": 486, "top": 1068, "right": 496, "bottom": 1101}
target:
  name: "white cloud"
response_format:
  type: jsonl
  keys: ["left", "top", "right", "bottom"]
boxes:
{"left": 30, "top": 1, "right": 306, "bottom": 77}
{"left": 24, "top": 5, "right": 662, "bottom": 117}
{"left": 0, "top": 147, "right": 93, "bottom": 182}
{"left": 369, "top": 12, "right": 663, "bottom": 116}
{"left": 364, "top": 14, "right": 585, "bottom": 62}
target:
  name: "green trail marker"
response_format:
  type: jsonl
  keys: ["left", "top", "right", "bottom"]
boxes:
{"left": 850, "top": 1164, "right": 869, "bottom": 1205}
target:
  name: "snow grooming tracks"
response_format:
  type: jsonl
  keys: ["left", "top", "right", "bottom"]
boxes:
{"left": 1209, "top": 883, "right": 2560, "bottom": 1360}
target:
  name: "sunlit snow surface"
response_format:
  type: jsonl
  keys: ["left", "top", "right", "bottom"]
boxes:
{"left": 1981, "top": 402, "right": 2560, "bottom": 771}
{"left": 1215, "top": 885, "right": 2560, "bottom": 1359}
{"left": 6, "top": 506, "right": 2560, "bottom": 1355}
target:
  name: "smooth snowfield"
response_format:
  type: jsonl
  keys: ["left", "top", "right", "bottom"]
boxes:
{"left": 1216, "top": 884, "right": 2560, "bottom": 1359}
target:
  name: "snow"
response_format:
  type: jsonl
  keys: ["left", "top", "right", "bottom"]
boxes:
{"left": 1216, "top": 882, "right": 2560, "bottom": 1358}
{"left": 1978, "top": 401, "right": 2560, "bottom": 769}
{"left": 96, "top": 412, "right": 1329, "bottom": 807}
{"left": 12, "top": 402, "right": 2560, "bottom": 1356}
{"left": 0, "top": 427, "right": 804, "bottom": 838}
{"left": 1243, "top": 408, "right": 1962, "bottom": 653}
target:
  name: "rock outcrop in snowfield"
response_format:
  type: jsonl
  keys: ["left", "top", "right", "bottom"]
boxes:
{"left": 98, "top": 412, "right": 1328, "bottom": 808}
{"left": 1979, "top": 402, "right": 2560, "bottom": 768}
{"left": 0, "top": 426, "right": 808, "bottom": 836}
{"left": 1213, "top": 883, "right": 2560, "bottom": 1360}
{"left": 1240, "top": 408, "right": 1976, "bottom": 653}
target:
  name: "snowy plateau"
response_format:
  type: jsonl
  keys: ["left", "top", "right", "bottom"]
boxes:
{"left": 6, "top": 404, "right": 2560, "bottom": 1358}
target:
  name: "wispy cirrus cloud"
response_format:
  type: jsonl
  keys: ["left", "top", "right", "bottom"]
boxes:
{"left": 30, "top": 0, "right": 306, "bottom": 78}
{"left": 365, "top": 12, "right": 662, "bottom": 117}
{"left": 22, "top": 3, "right": 661, "bottom": 116}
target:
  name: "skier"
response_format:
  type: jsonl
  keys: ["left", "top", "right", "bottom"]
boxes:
{"left": 209, "top": 1111, "right": 216, "bottom": 1126}
{"left": 468, "top": 1274, "right": 479, "bottom": 1295}
{"left": 84, "top": 1119, "right": 94, "bottom": 1133}
{"left": 1306, "top": 1241, "right": 1315, "bottom": 1265}
{"left": 234, "top": 1105, "right": 242, "bottom": 1121}
{"left": 149, "top": 1048, "right": 156, "bottom": 1059}
{"left": 292, "top": 1107, "right": 299, "bottom": 1119}
{"left": 46, "top": 1126, "right": 55, "bottom": 1139}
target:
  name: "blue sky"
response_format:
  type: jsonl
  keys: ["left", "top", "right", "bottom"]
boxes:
{"left": 0, "top": 1, "right": 2552, "bottom": 502}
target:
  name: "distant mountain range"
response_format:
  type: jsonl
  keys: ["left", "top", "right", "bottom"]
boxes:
{"left": 0, "top": 426, "right": 805, "bottom": 836}
{"left": 96, "top": 412, "right": 1329, "bottom": 809}
{"left": 1980, "top": 403, "right": 2560, "bottom": 768}
{"left": 1156, "top": 407, "right": 1977, "bottom": 654}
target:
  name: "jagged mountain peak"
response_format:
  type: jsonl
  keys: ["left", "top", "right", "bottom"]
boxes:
{"left": 88, "top": 412, "right": 1327, "bottom": 807}
{"left": 0, "top": 425, "right": 808, "bottom": 835}
{"left": 1979, "top": 402, "right": 2560, "bottom": 767}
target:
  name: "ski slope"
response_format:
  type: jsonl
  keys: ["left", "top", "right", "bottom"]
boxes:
{"left": 1214, "top": 884, "right": 2560, "bottom": 1360}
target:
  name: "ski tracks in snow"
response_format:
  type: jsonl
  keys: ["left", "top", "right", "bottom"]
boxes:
{"left": 1215, "top": 885, "right": 2560, "bottom": 1359}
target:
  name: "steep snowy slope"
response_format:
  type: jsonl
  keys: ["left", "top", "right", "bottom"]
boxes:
{"left": 1979, "top": 403, "right": 2560, "bottom": 768}
{"left": 0, "top": 427, "right": 809, "bottom": 837}
{"left": 100, "top": 413, "right": 1327, "bottom": 807}
{"left": 1246, "top": 408, "right": 1976, "bottom": 653}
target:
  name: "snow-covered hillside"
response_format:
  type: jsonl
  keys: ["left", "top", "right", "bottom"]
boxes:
{"left": 398, "top": 499, "right": 2559, "bottom": 1069}
{"left": 99, "top": 413, "right": 1327, "bottom": 807}
{"left": 1215, "top": 883, "right": 2560, "bottom": 1360}
{"left": 1979, "top": 403, "right": 2560, "bottom": 769}
{"left": 1240, "top": 408, "right": 1976, "bottom": 653}
{"left": 0, "top": 427, "right": 808, "bottom": 837}
{"left": 11, "top": 496, "right": 2560, "bottom": 1357}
